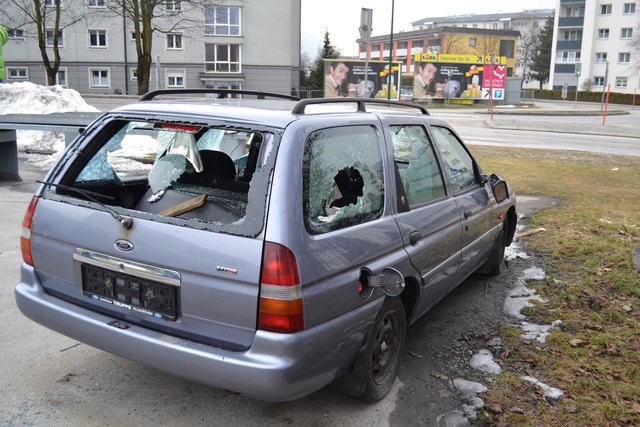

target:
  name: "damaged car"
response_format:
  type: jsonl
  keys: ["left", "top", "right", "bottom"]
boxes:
{"left": 16, "top": 91, "right": 516, "bottom": 402}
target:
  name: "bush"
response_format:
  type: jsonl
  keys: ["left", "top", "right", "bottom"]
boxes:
{"left": 533, "top": 89, "right": 636, "bottom": 105}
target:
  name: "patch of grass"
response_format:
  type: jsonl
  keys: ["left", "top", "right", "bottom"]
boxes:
{"left": 471, "top": 147, "right": 640, "bottom": 426}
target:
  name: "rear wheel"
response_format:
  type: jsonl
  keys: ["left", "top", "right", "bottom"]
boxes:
{"left": 359, "top": 297, "right": 406, "bottom": 401}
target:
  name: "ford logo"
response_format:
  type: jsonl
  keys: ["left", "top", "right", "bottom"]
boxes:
{"left": 114, "top": 239, "right": 134, "bottom": 252}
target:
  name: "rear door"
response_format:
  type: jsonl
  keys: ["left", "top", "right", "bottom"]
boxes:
{"left": 385, "top": 121, "right": 462, "bottom": 319}
{"left": 30, "top": 116, "right": 279, "bottom": 350}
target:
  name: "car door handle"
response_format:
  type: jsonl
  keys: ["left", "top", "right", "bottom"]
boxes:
{"left": 463, "top": 209, "right": 472, "bottom": 220}
{"left": 409, "top": 231, "right": 422, "bottom": 246}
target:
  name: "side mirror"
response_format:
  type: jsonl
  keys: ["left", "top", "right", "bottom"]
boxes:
{"left": 489, "top": 173, "right": 509, "bottom": 203}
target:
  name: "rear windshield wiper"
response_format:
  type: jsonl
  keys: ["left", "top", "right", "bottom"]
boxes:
{"left": 38, "top": 180, "right": 133, "bottom": 229}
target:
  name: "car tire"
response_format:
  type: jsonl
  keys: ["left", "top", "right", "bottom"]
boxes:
{"left": 477, "top": 226, "right": 506, "bottom": 276}
{"left": 332, "top": 297, "right": 406, "bottom": 402}
{"left": 360, "top": 297, "right": 407, "bottom": 402}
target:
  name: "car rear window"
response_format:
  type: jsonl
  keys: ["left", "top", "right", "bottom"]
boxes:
{"left": 54, "top": 117, "right": 277, "bottom": 237}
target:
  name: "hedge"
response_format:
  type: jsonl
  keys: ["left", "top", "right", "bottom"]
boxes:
{"left": 532, "top": 89, "right": 637, "bottom": 105}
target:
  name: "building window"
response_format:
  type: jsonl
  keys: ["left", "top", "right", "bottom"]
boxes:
{"left": 598, "top": 28, "right": 609, "bottom": 39}
{"left": 564, "top": 30, "right": 582, "bottom": 40}
{"left": 623, "top": 3, "right": 635, "bottom": 14}
{"left": 558, "top": 50, "right": 581, "bottom": 63}
{"left": 595, "top": 52, "right": 607, "bottom": 63}
{"left": 166, "top": 0, "right": 181, "bottom": 11}
{"left": 89, "top": 30, "right": 107, "bottom": 48}
{"left": 473, "top": 23, "right": 478, "bottom": 28}
{"left": 499, "top": 40, "right": 515, "bottom": 58}
{"left": 90, "top": 69, "right": 110, "bottom": 87}
{"left": 88, "top": 0, "right": 105, "bottom": 7}
{"left": 7, "top": 67, "right": 28, "bottom": 79}
{"left": 469, "top": 38, "right": 477, "bottom": 47}
{"left": 205, "top": 44, "right": 241, "bottom": 73}
{"left": 566, "top": 6, "right": 585, "bottom": 17}
{"left": 167, "top": 33, "right": 183, "bottom": 49}
{"left": 492, "top": 23, "right": 498, "bottom": 29}
{"left": 412, "top": 40, "right": 423, "bottom": 48}
{"left": 45, "top": 0, "right": 62, "bottom": 6}
{"left": 618, "top": 52, "right": 630, "bottom": 63}
{"left": 396, "top": 41, "right": 407, "bottom": 50}
{"left": 130, "top": 69, "right": 137, "bottom": 81}
{"left": 8, "top": 29, "right": 24, "bottom": 39}
{"left": 167, "top": 71, "right": 185, "bottom": 88}
{"left": 204, "top": 80, "right": 241, "bottom": 92}
{"left": 621, "top": 28, "right": 633, "bottom": 39}
{"left": 56, "top": 69, "right": 67, "bottom": 86}
{"left": 600, "top": 4, "right": 612, "bottom": 15}
{"left": 204, "top": 6, "right": 241, "bottom": 36}
{"left": 45, "top": 29, "right": 63, "bottom": 47}
{"left": 594, "top": 76, "right": 605, "bottom": 86}
{"left": 616, "top": 77, "right": 628, "bottom": 88}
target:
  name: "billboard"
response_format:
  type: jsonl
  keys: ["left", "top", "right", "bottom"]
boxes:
{"left": 324, "top": 59, "right": 402, "bottom": 100}
{"left": 412, "top": 54, "right": 507, "bottom": 100}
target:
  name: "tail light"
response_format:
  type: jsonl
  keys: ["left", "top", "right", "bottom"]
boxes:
{"left": 21, "top": 197, "right": 39, "bottom": 266}
{"left": 258, "top": 242, "right": 304, "bottom": 333}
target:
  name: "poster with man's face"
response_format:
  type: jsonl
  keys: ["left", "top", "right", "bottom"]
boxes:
{"left": 413, "top": 62, "right": 487, "bottom": 99}
{"left": 324, "top": 60, "right": 402, "bottom": 100}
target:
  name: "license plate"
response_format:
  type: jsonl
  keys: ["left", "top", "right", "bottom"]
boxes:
{"left": 81, "top": 264, "right": 178, "bottom": 321}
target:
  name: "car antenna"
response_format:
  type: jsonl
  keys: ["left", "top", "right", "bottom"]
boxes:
{"left": 37, "top": 180, "right": 133, "bottom": 230}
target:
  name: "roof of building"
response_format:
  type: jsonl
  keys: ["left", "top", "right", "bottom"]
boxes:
{"left": 411, "top": 9, "right": 554, "bottom": 27}
{"left": 361, "top": 27, "right": 521, "bottom": 44}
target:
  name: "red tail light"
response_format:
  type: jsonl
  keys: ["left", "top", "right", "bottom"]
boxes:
{"left": 258, "top": 242, "right": 304, "bottom": 333}
{"left": 21, "top": 197, "right": 39, "bottom": 266}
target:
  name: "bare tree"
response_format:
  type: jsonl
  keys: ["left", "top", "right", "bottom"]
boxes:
{"left": 440, "top": 31, "right": 464, "bottom": 54}
{"left": 0, "top": 0, "right": 85, "bottom": 85}
{"left": 517, "top": 26, "right": 538, "bottom": 86}
{"left": 473, "top": 33, "right": 501, "bottom": 59}
{"left": 99, "top": 0, "right": 203, "bottom": 94}
{"left": 629, "top": 20, "right": 640, "bottom": 72}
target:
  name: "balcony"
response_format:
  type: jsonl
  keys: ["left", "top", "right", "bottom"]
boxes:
{"left": 560, "top": 0, "right": 584, "bottom": 3}
{"left": 556, "top": 40, "right": 582, "bottom": 49}
{"left": 555, "top": 64, "right": 576, "bottom": 73}
{"left": 558, "top": 17, "right": 584, "bottom": 27}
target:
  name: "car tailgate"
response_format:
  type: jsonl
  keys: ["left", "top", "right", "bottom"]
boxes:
{"left": 30, "top": 198, "right": 262, "bottom": 351}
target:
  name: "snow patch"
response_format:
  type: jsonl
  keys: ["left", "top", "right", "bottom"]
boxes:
{"left": 0, "top": 82, "right": 99, "bottom": 167}
{"left": 470, "top": 349, "right": 501, "bottom": 375}
{"left": 521, "top": 375, "right": 564, "bottom": 401}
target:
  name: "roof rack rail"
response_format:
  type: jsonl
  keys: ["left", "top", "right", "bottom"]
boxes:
{"left": 291, "top": 98, "right": 429, "bottom": 115}
{"left": 139, "top": 89, "right": 300, "bottom": 102}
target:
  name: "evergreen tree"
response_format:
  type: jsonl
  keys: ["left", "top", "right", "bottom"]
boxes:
{"left": 529, "top": 15, "right": 554, "bottom": 89}
{"left": 307, "top": 29, "right": 341, "bottom": 91}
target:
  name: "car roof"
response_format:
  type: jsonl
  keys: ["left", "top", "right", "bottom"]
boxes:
{"left": 109, "top": 90, "right": 433, "bottom": 129}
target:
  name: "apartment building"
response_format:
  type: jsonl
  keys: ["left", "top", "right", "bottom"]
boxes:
{"left": 549, "top": 0, "right": 638, "bottom": 92}
{"left": 410, "top": 10, "right": 554, "bottom": 86}
{"left": 2, "top": 0, "right": 301, "bottom": 95}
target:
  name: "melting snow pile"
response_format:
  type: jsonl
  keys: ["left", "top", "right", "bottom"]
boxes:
{"left": 0, "top": 82, "right": 99, "bottom": 165}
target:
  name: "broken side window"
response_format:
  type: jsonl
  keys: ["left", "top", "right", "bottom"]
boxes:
{"left": 303, "top": 125, "right": 384, "bottom": 234}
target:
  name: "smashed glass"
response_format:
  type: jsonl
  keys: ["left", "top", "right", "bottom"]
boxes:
{"left": 305, "top": 126, "right": 384, "bottom": 233}
{"left": 147, "top": 154, "right": 187, "bottom": 194}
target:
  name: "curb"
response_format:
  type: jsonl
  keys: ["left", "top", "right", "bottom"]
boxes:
{"left": 484, "top": 119, "right": 640, "bottom": 139}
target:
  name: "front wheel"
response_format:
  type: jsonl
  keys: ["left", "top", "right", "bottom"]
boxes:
{"left": 477, "top": 226, "right": 506, "bottom": 276}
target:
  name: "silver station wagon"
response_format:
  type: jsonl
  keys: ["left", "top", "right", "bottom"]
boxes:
{"left": 16, "top": 91, "right": 516, "bottom": 402}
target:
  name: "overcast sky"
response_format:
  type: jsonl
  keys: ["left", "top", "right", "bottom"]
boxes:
{"left": 301, "top": 0, "right": 556, "bottom": 57}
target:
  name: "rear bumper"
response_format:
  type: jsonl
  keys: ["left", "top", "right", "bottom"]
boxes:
{"left": 15, "top": 265, "right": 382, "bottom": 401}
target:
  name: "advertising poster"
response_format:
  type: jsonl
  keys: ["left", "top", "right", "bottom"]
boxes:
{"left": 412, "top": 54, "right": 507, "bottom": 100}
{"left": 324, "top": 59, "right": 402, "bottom": 100}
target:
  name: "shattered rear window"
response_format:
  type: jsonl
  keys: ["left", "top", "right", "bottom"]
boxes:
{"left": 61, "top": 118, "right": 277, "bottom": 237}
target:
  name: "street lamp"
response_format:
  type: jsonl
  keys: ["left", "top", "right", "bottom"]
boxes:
{"left": 359, "top": 8, "right": 373, "bottom": 88}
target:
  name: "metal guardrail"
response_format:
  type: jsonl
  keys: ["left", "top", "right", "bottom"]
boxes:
{"left": 0, "top": 112, "right": 101, "bottom": 181}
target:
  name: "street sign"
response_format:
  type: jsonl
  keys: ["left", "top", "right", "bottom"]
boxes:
{"left": 482, "top": 88, "right": 504, "bottom": 100}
